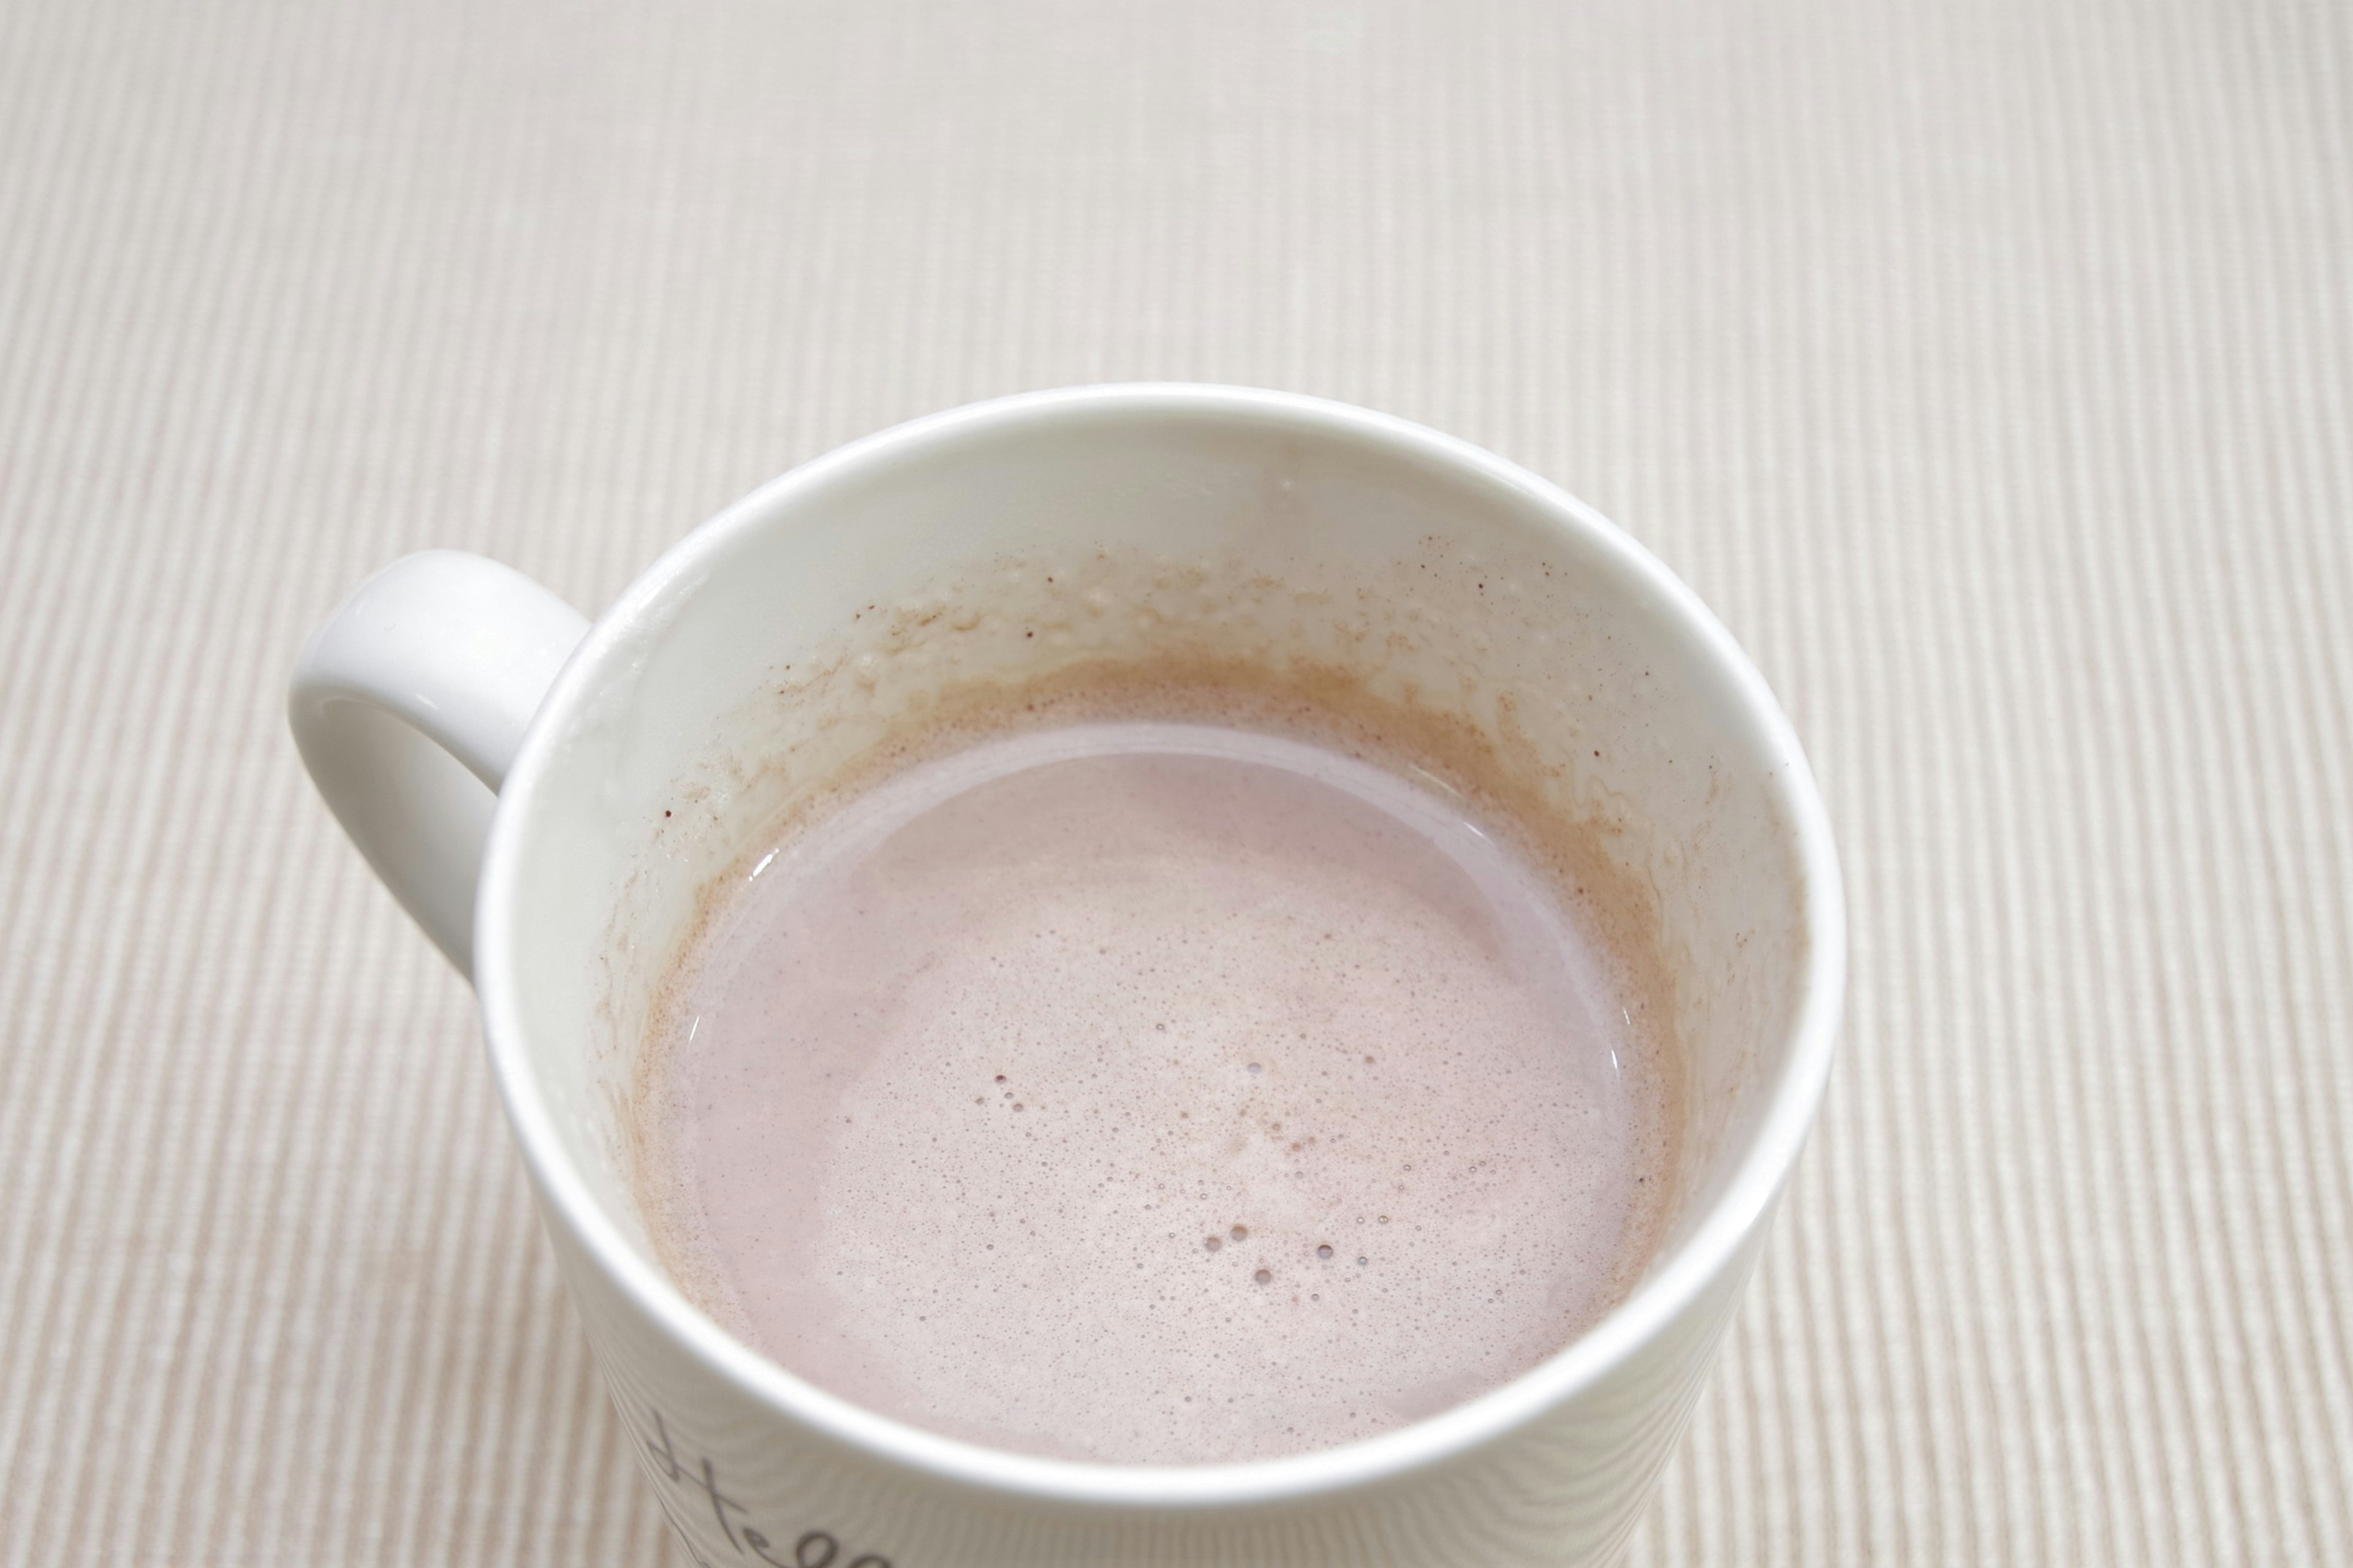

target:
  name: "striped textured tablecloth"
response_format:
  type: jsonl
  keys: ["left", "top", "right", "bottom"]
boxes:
{"left": 3, "top": 1, "right": 2346, "bottom": 1561}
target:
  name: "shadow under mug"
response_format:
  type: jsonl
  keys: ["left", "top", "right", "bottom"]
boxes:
{"left": 290, "top": 384, "right": 1843, "bottom": 1567}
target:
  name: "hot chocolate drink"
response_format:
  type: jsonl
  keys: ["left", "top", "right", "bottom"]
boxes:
{"left": 638, "top": 720, "right": 1677, "bottom": 1464}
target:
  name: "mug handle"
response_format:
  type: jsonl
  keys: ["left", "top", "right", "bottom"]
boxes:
{"left": 288, "top": 551, "right": 591, "bottom": 980}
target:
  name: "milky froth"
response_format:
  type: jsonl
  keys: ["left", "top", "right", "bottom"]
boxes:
{"left": 643, "top": 723, "right": 1673, "bottom": 1464}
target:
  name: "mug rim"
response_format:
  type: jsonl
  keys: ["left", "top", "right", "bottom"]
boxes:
{"left": 475, "top": 382, "right": 1846, "bottom": 1508}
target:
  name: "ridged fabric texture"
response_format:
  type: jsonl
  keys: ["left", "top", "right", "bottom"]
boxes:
{"left": 2, "top": 1, "right": 2346, "bottom": 1562}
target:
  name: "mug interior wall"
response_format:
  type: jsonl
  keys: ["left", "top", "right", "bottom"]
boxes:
{"left": 505, "top": 399, "right": 1809, "bottom": 1290}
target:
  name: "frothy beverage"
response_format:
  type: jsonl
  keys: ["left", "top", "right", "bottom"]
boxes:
{"left": 639, "top": 722, "right": 1676, "bottom": 1464}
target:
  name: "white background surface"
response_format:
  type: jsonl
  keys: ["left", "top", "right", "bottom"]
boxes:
{"left": 2, "top": 1, "right": 2346, "bottom": 1561}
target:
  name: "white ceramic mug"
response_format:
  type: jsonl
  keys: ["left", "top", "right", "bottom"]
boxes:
{"left": 290, "top": 384, "right": 1843, "bottom": 1567}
